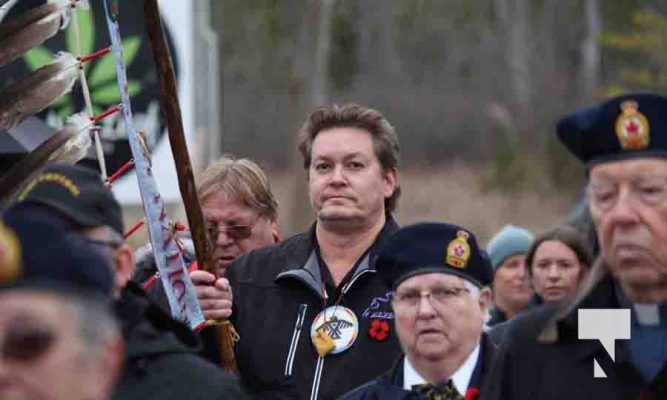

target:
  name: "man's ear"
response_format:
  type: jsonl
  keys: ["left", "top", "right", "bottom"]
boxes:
{"left": 268, "top": 213, "right": 281, "bottom": 242}
{"left": 478, "top": 287, "right": 493, "bottom": 315}
{"left": 382, "top": 167, "right": 398, "bottom": 198}
{"left": 113, "top": 243, "right": 135, "bottom": 291}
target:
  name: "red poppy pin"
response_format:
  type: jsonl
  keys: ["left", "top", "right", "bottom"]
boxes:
{"left": 368, "top": 319, "right": 390, "bottom": 341}
{"left": 464, "top": 387, "right": 480, "bottom": 400}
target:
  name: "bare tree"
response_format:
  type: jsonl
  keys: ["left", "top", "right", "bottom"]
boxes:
{"left": 496, "top": 0, "right": 533, "bottom": 121}
{"left": 581, "top": 0, "right": 601, "bottom": 101}
{"left": 288, "top": 0, "right": 337, "bottom": 232}
{"left": 311, "top": 0, "right": 336, "bottom": 106}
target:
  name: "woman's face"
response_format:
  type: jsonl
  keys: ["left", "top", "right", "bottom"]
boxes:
{"left": 531, "top": 240, "right": 585, "bottom": 303}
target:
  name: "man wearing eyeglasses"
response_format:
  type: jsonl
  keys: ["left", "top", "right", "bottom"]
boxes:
{"left": 8, "top": 163, "right": 246, "bottom": 400}
{"left": 340, "top": 222, "right": 495, "bottom": 400}
{"left": 481, "top": 93, "right": 667, "bottom": 400}
{"left": 141, "top": 155, "right": 280, "bottom": 316}
{"left": 194, "top": 104, "right": 402, "bottom": 399}
{"left": 0, "top": 211, "right": 123, "bottom": 400}
{"left": 198, "top": 156, "right": 280, "bottom": 275}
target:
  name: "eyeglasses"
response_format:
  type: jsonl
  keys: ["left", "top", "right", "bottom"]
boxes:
{"left": 206, "top": 219, "right": 257, "bottom": 242}
{"left": 80, "top": 237, "right": 122, "bottom": 250}
{"left": 587, "top": 175, "right": 667, "bottom": 212}
{"left": 1, "top": 319, "right": 56, "bottom": 364}
{"left": 392, "top": 286, "right": 470, "bottom": 310}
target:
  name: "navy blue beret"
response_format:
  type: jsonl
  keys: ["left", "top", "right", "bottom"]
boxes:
{"left": 557, "top": 93, "right": 667, "bottom": 165}
{"left": 376, "top": 222, "right": 493, "bottom": 290}
{"left": 0, "top": 211, "right": 114, "bottom": 298}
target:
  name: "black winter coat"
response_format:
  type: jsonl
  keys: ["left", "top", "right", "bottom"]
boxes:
{"left": 227, "top": 215, "right": 402, "bottom": 400}
{"left": 480, "top": 265, "right": 667, "bottom": 400}
{"left": 112, "top": 283, "right": 247, "bottom": 400}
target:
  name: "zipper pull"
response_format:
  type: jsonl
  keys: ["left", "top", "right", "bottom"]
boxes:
{"left": 296, "top": 303, "right": 307, "bottom": 329}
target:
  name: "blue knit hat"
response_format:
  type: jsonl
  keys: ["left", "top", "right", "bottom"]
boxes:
{"left": 486, "top": 225, "right": 534, "bottom": 270}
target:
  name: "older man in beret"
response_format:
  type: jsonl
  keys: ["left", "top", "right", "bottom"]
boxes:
{"left": 0, "top": 212, "right": 124, "bottom": 400}
{"left": 481, "top": 93, "right": 667, "bottom": 400}
{"left": 341, "top": 222, "right": 495, "bottom": 400}
{"left": 8, "top": 163, "right": 246, "bottom": 400}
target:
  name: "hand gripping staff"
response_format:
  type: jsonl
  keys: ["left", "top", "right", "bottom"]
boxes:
{"left": 100, "top": 0, "right": 205, "bottom": 331}
{"left": 142, "top": 0, "right": 239, "bottom": 372}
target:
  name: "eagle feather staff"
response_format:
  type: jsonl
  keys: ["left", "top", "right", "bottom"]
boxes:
{"left": 0, "top": 0, "right": 85, "bottom": 67}
{"left": 0, "top": 51, "right": 79, "bottom": 131}
{"left": 0, "top": 112, "right": 93, "bottom": 205}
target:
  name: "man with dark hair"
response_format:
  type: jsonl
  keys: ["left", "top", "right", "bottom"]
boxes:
{"left": 194, "top": 104, "right": 403, "bottom": 399}
{"left": 481, "top": 93, "right": 667, "bottom": 400}
{"left": 9, "top": 163, "right": 246, "bottom": 400}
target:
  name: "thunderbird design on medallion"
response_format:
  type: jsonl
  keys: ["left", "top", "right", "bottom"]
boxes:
{"left": 311, "top": 305, "right": 359, "bottom": 356}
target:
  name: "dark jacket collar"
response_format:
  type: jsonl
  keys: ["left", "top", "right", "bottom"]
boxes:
{"left": 275, "top": 214, "right": 399, "bottom": 298}
{"left": 115, "top": 282, "right": 200, "bottom": 359}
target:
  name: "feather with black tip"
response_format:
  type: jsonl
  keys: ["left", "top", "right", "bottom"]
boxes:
{"left": 0, "top": 52, "right": 79, "bottom": 131}
{"left": 49, "top": 112, "right": 93, "bottom": 164}
{"left": 0, "top": 0, "right": 76, "bottom": 67}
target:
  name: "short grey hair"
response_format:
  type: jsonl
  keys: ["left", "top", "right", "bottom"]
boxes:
{"left": 105, "top": 226, "right": 124, "bottom": 246}
{"left": 464, "top": 280, "right": 481, "bottom": 297}
{"left": 463, "top": 280, "right": 492, "bottom": 325}
{"left": 67, "top": 296, "right": 119, "bottom": 356}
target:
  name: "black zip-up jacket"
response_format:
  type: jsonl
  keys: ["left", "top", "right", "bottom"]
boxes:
{"left": 227, "top": 215, "right": 402, "bottom": 399}
{"left": 112, "top": 283, "right": 247, "bottom": 400}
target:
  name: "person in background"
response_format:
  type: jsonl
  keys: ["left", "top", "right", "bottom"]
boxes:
{"left": 488, "top": 225, "right": 593, "bottom": 346}
{"left": 485, "top": 224, "right": 535, "bottom": 326}
{"left": 527, "top": 225, "right": 592, "bottom": 304}
{"left": 7, "top": 163, "right": 246, "bottom": 400}
{"left": 481, "top": 93, "right": 667, "bottom": 400}
{"left": 193, "top": 104, "right": 403, "bottom": 399}
{"left": 0, "top": 212, "right": 123, "bottom": 400}
{"left": 139, "top": 155, "right": 280, "bottom": 313}
{"left": 340, "top": 222, "right": 496, "bottom": 400}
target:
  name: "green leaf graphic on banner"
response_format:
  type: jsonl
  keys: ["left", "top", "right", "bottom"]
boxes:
{"left": 23, "top": 46, "right": 54, "bottom": 70}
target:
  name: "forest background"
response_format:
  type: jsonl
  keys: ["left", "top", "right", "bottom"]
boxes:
{"left": 168, "top": 0, "right": 667, "bottom": 243}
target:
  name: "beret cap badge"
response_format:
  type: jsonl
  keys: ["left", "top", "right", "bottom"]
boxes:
{"left": 0, "top": 222, "right": 21, "bottom": 283}
{"left": 446, "top": 230, "right": 471, "bottom": 269}
{"left": 615, "top": 100, "right": 650, "bottom": 151}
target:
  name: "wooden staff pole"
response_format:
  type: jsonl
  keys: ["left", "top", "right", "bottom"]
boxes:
{"left": 143, "top": 0, "right": 237, "bottom": 372}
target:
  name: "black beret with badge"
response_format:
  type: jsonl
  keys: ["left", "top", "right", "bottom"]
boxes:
{"left": 375, "top": 222, "right": 493, "bottom": 290}
{"left": 557, "top": 93, "right": 667, "bottom": 165}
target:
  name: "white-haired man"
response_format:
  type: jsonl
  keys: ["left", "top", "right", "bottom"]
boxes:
{"left": 341, "top": 222, "right": 496, "bottom": 400}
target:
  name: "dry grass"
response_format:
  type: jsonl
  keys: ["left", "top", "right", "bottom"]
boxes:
{"left": 392, "top": 163, "right": 574, "bottom": 243}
